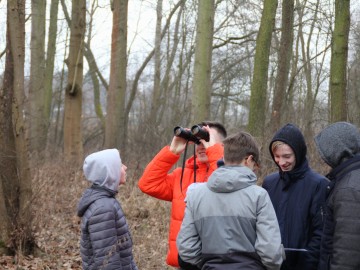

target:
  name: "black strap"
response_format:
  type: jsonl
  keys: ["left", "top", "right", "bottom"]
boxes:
{"left": 193, "top": 143, "right": 196, "bottom": 183}
{"left": 180, "top": 142, "right": 197, "bottom": 194}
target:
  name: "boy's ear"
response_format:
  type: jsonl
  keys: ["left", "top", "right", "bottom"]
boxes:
{"left": 244, "top": 155, "right": 253, "bottom": 167}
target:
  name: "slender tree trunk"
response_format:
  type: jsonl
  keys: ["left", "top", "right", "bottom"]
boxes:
{"left": 64, "top": 0, "right": 85, "bottom": 164}
{"left": 302, "top": 0, "right": 321, "bottom": 140}
{"left": 0, "top": 0, "right": 34, "bottom": 254}
{"left": 44, "top": 0, "right": 59, "bottom": 146}
{"left": 248, "top": 0, "right": 278, "bottom": 137}
{"left": 105, "top": 0, "right": 128, "bottom": 151}
{"left": 149, "top": 0, "right": 163, "bottom": 125}
{"left": 124, "top": 0, "right": 184, "bottom": 132}
{"left": 157, "top": 4, "right": 184, "bottom": 125}
{"left": 191, "top": 0, "right": 215, "bottom": 123}
{"left": 29, "top": 0, "right": 47, "bottom": 155}
{"left": 60, "top": 0, "right": 106, "bottom": 134}
{"left": 329, "top": 0, "right": 350, "bottom": 122}
{"left": 270, "top": 0, "right": 294, "bottom": 133}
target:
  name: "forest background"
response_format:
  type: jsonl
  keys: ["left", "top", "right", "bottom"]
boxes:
{"left": 0, "top": 0, "right": 359, "bottom": 269}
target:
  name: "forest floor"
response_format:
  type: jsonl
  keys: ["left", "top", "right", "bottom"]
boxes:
{"left": 0, "top": 160, "right": 173, "bottom": 270}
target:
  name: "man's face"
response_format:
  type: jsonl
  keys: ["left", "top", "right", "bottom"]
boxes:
{"left": 196, "top": 143, "right": 208, "bottom": 163}
{"left": 273, "top": 144, "right": 296, "bottom": 172}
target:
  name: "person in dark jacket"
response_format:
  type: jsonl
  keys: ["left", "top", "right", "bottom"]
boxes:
{"left": 77, "top": 149, "right": 138, "bottom": 270}
{"left": 314, "top": 121, "right": 360, "bottom": 270}
{"left": 262, "top": 123, "right": 329, "bottom": 270}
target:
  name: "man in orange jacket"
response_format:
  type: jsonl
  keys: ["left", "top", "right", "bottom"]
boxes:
{"left": 138, "top": 121, "right": 227, "bottom": 269}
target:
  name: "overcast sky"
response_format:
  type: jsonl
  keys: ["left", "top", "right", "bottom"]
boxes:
{"left": 0, "top": 0, "right": 162, "bottom": 78}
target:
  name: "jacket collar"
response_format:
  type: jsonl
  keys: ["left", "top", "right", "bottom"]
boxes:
{"left": 327, "top": 154, "right": 360, "bottom": 182}
{"left": 279, "top": 159, "right": 309, "bottom": 190}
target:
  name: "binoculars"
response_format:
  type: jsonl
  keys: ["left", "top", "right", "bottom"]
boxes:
{"left": 174, "top": 125, "right": 210, "bottom": 144}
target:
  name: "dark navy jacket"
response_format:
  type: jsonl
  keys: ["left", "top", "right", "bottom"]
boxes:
{"left": 263, "top": 123, "right": 328, "bottom": 270}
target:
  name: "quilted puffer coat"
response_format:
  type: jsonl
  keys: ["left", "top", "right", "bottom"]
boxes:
{"left": 77, "top": 149, "right": 138, "bottom": 270}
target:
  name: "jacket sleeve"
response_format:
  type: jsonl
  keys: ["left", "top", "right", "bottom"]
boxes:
{"left": 304, "top": 178, "right": 328, "bottom": 268}
{"left": 138, "top": 146, "right": 180, "bottom": 201}
{"left": 176, "top": 192, "right": 202, "bottom": 266}
{"left": 255, "top": 190, "right": 284, "bottom": 270}
{"left": 88, "top": 205, "right": 122, "bottom": 269}
{"left": 331, "top": 185, "right": 360, "bottom": 269}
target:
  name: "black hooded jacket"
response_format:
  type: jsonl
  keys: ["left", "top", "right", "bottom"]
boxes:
{"left": 263, "top": 123, "right": 329, "bottom": 270}
{"left": 314, "top": 122, "right": 360, "bottom": 270}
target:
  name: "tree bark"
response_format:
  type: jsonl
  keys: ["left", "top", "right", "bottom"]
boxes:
{"left": 0, "top": 0, "right": 34, "bottom": 254}
{"left": 191, "top": 0, "right": 215, "bottom": 123}
{"left": 28, "top": 0, "right": 47, "bottom": 155}
{"left": 248, "top": 0, "right": 278, "bottom": 137}
{"left": 329, "top": 0, "right": 350, "bottom": 122}
{"left": 270, "top": 0, "right": 294, "bottom": 133}
{"left": 149, "top": 0, "right": 163, "bottom": 125}
{"left": 105, "top": 0, "right": 128, "bottom": 150}
{"left": 64, "top": 0, "right": 85, "bottom": 164}
{"left": 44, "top": 0, "right": 60, "bottom": 143}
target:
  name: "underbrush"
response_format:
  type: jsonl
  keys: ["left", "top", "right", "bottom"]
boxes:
{"left": 0, "top": 159, "right": 172, "bottom": 270}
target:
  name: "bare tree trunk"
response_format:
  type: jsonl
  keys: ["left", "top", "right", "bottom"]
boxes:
{"left": 329, "top": 0, "right": 350, "bottom": 122}
{"left": 85, "top": 1, "right": 105, "bottom": 132}
{"left": 0, "top": 0, "right": 34, "bottom": 255}
{"left": 191, "top": 0, "right": 215, "bottom": 123}
{"left": 301, "top": 0, "right": 321, "bottom": 140}
{"left": 60, "top": 0, "right": 107, "bottom": 133}
{"left": 44, "top": 0, "right": 60, "bottom": 148}
{"left": 270, "top": 0, "right": 294, "bottom": 133}
{"left": 124, "top": 0, "right": 185, "bottom": 135}
{"left": 28, "top": 0, "right": 47, "bottom": 155}
{"left": 105, "top": 0, "right": 128, "bottom": 150}
{"left": 248, "top": 0, "right": 278, "bottom": 137}
{"left": 64, "top": 0, "right": 85, "bottom": 164}
{"left": 149, "top": 0, "right": 163, "bottom": 125}
{"left": 157, "top": 3, "right": 184, "bottom": 125}
{"left": 53, "top": 30, "right": 69, "bottom": 148}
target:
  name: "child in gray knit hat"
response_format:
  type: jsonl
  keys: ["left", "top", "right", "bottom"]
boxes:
{"left": 77, "top": 149, "right": 138, "bottom": 270}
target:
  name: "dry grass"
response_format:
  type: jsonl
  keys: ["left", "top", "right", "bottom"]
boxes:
{"left": 0, "top": 142, "right": 331, "bottom": 269}
{"left": 0, "top": 159, "right": 173, "bottom": 270}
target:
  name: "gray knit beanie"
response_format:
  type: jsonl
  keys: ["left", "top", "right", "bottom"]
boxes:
{"left": 314, "top": 122, "right": 360, "bottom": 168}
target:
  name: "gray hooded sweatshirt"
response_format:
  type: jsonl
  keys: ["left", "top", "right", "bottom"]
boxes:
{"left": 77, "top": 149, "right": 138, "bottom": 270}
{"left": 177, "top": 166, "right": 284, "bottom": 270}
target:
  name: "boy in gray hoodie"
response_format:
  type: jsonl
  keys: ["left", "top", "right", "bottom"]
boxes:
{"left": 77, "top": 149, "right": 138, "bottom": 270}
{"left": 177, "top": 131, "right": 284, "bottom": 270}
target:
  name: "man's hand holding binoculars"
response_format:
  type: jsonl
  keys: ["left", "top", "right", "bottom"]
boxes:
{"left": 170, "top": 125, "right": 215, "bottom": 155}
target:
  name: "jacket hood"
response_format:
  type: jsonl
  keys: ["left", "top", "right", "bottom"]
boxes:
{"left": 314, "top": 122, "right": 360, "bottom": 168}
{"left": 77, "top": 186, "right": 116, "bottom": 217}
{"left": 207, "top": 166, "right": 257, "bottom": 193}
{"left": 83, "top": 148, "right": 122, "bottom": 191}
{"left": 270, "top": 123, "right": 306, "bottom": 170}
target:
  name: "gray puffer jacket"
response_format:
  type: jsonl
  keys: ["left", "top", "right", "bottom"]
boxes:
{"left": 77, "top": 149, "right": 138, "bottom": 270}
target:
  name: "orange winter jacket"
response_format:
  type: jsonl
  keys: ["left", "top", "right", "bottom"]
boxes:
{"left": 138, "top": 143, "right": 224, "bottom": 267}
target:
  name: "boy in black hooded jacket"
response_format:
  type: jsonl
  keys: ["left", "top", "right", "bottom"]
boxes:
{"left": 262, "top": 123, "right": 329, "bottom": 270}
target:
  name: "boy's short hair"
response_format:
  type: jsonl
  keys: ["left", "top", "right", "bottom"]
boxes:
{"left": 271, "top": 141, "right": 286, "bottom": 153}
{"left": 223, "top": 131, "right": 260, "bottom": 165}
{"left": 199, "top": 121, "right": 227, "bottom": 139}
